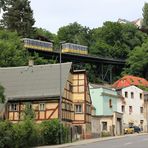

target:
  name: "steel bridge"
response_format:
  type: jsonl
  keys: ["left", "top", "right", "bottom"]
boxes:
{"left": 28, "top": 49, "right": 126, "bottom": 83}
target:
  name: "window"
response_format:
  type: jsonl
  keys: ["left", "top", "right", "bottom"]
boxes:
{"left": 129, "top": 106, "right": 133, "bottom": 114}
{"left": 102, "top": 122, "right": 107, "bottom": 131}
{"left": 39, "top": 103, "right": 45, "bottom": 111}
{"left": 140, "top": 107, "right": 143, "bottom": 113}
{"left": 9, "top": 103, "right": 17, "bottom": 111}
{"left": 125, "top": 92, "right": 128, "bottom": 98}
{"left": 140, "top": 93, "right": 142, "bottom": 99}
{"left": 75, "top": 104, "right": 82, "bottom": 113}
{"left": 109, "top": 99, "right": 112, "bottom": 108}
{"left": 69, "top": 83, "right": 73, "bottom": 92}
{"left": 121, "top": 105, "right": 125, "bottom": 112}
{"left": 86, "top": 105, "right": 91, "bottom": 114}
{"left": 131, "top": 92, "right": 134, "bottom": 98}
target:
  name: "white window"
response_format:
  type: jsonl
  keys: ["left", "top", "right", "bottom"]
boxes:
{"left": 9, "top": 103, "right": 17, "bottom": 111}
{"left": 75, "top": 104, "right": 82, "bottom": 113}
{"left": 39, "top": 103, "right": 45, "bottom": 111}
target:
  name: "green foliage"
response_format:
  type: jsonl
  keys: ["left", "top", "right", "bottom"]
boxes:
{"left": 0, "top": 29, "right": 29, "bottom": 67}
{"left": 23, "top": 103, "right": 35, "bottom": 120}
{"left": 124, "top": 40, "right": 148, "bottom": 79}
{"left": 0, "top": 120, "right": 14, "bottom": 148}
{"left": 57, "top": 22, "right": 91, "bottom": 47}
{"left": 0, "top": 84, "right": 5, "bottom": 103}
{"left": 13, "top": 119, "right": 38, "bottom": 148}
{"left": 0, "top": 119, "right": 69, "bottom": 147}
{"left": 40, "top": 119, "right": 64, "bottom": 145}
{"left": 0, "top": 0, "right": 35, "bottom": 37}
{"left": 101, "top": 131, "right": 111, "bottom": 137}
{"left": 34, "top": 27, "right": 55, "bottom": 41}
{"left": 138, "top": 85, "right": 148, "bottom": 91}
{"left": 0, "top": 29, "right": 53, "bottom": 67}
{"left": 89, "top": 22, "right": 146, "bottom": 59}
{"left": 143, "top": 3, "right": 148, "bottom": 29}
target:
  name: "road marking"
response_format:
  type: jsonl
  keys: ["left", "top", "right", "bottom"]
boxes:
{"left": 124, "top": 142, "right": 132, "bottom": 145}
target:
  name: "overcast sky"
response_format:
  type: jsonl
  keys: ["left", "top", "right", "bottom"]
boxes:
{"left": 0, "top": 0, "right": 147, "bottom": 34}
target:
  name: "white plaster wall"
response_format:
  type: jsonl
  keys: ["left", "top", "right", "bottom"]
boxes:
{"left": 121, "top": 86, "right": 145, "bottom": 128}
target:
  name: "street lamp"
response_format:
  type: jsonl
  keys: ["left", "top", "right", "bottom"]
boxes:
{"left": 59, "top": 41, "right": 66, "bottom": 144}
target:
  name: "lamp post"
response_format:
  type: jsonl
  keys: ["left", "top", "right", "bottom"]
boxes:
{"left": 59, "top": 41, "right": 65, "bottom": 144}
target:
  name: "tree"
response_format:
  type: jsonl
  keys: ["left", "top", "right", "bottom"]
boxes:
{"left": 123, "top": 40, "right": 148, "bottom": 79}
{"left": 0, "top": 29, "right": 29, "bottom": 67}
{"left": 0, "top": 0, "right": 35, "bottom": 37}
{"left": 0, "top": 84, "right": 5, "bottom": 103}
{"left": 143, "top": 2, "right": 148, "bottom": 29}
{"left": 34, "top": 27, "right": 55, "bottom": 41}
{"left": 89, "top": 22, "right": 147, "bottom": 59}
{"left": 57, "top": 22, "right": 91, "bottom": 47}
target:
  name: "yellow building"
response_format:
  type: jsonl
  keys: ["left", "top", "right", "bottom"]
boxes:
{"left": 0, "top": 62, "right": 91, "bottom": 139}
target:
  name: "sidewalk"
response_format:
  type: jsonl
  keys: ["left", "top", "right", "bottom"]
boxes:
{"left": 36, "top": 133, "right": 148, "bottom": 148}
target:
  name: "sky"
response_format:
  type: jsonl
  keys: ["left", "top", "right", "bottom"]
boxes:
{"left": 0, "top": 0, "right": 148, "bottom": 34}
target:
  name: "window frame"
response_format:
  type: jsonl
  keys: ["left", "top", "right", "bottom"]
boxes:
{"left": 75, "top": 104, "right": 83, "bottom": 113}
{"left": 39, "top": 103, "right": 45, "bottom": 111}
{"left": 9, "top": 103, "right": 18, "bottom": 111}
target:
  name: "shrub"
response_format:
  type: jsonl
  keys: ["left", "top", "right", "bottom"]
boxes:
{"left": 0, "top": 120, "right": 14, "bottom": 148}
{"left": 13, "top": 119, "right": 38, "bottom": 148}
{"left": 40, "top": 119, "right": 68, "bottom": 145}
{"left": 101, "top": 131, "right": 111, "bottom": 137}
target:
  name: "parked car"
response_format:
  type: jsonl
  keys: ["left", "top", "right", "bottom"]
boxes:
{"left": 130, "top": 126, "right": 141, "bottom": 133}
{"left": 124, "top": 127, "right": 134, "bottom": 134}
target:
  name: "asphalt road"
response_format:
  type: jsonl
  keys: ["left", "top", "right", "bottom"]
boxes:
{"left": 71, "top": 134, "right": 148, "bottom": 148}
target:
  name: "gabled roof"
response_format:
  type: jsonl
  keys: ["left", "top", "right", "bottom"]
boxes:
{"left": 0, "top": 62, "right": 72, "bottom": 101}
{"left": 112, "top": 75, "right": 148, "bottom": 89}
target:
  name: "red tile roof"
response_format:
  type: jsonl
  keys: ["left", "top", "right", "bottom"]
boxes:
{"left": 112, "top": 75, "right": 148, "bottom": 89}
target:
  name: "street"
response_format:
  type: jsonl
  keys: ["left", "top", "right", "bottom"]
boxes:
{"left": 70, "top": 134, "right": 148, "bottom": 148}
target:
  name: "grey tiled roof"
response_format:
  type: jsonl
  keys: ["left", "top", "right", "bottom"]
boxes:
{"left": 0, "top": 62, "right": 72, "bottom": 101}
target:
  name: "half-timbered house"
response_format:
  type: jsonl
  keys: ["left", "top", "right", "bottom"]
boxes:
{"left": 0, "top": 63, "right": 92, "bottom": 139}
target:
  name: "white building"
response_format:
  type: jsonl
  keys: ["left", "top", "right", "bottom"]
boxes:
{"left": 117, "top": 85, "right": 145, "bottom": 131}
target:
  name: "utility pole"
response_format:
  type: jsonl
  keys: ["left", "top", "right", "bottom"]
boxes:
{"left": 59, "top": 41, "right": 65, "bottom": 144}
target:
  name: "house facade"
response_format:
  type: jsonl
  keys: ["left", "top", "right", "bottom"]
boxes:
{"left": 71, "top": 70, "right": 92, "bottom": 139}
{"left": 0, "top": 63, "right": 91, "bottom": 139}
{"left": 117, "top": 85, "right": 146, "bottom": 131}
{"left": 90, "top": 84, "right": 123, "bottom": 136}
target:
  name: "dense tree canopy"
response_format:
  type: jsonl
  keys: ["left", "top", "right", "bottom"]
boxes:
{"left": 0, "top": 29, "right": 29, "bottom": 67}
{"left": 57, "top": 22, "right": 91, "bottom": 47}
{"left": 89, "top": 22, "right": 147, "bottom": 59}
{"left": 143, "top": 2, "right": 148, "bottom": 29}
{"left": 0, "top": 0, "right": 35, "bottom": 37}
{"left": 124, "top": 40, "right": 148, "bottom": 79}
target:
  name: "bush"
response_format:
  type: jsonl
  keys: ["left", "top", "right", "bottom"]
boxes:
{"left": 12, "top": 119, "right": 39, "bottom": 148}
{"left": 101, "top": 131, "right": 111, "bottom": 137}
{"left": 40, "top": 119, "right": 61, "bottom": 145}
{"left": 0, "top": 119, "right": 69, "bottom": 147}
{"left": 0, "top": 120, "right": 14, "bottom": 148}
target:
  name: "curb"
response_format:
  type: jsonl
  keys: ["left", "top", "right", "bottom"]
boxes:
{"left": 36, "top": 133, "right": 148, "bottom": 148}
